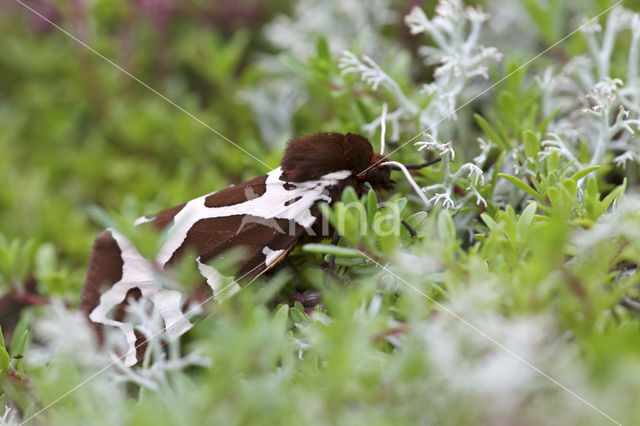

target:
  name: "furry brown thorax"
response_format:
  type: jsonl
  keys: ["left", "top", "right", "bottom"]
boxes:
{"left": 280, "top": 132, "right": 393, "bottom": 190}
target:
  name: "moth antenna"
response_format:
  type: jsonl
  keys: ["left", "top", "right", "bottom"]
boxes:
{"left": 401, "top": 158, "right": 442, "bottom": 169}
{"left": 380, "top": 102, "right": 388, "bottom": 155}
{"left": 381, "top": 161, "right": 431, "bottom": 209}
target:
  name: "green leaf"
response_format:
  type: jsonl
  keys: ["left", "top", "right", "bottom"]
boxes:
{"left": 9, "top": 309, "right": 31, "bottom": 360}
{"left": 341, "top": 186, "right": 359, "bottom": 205}
{"left": 274, "top": 304, "right": 289, "bottom": 331}
{"left": 481, "top": 213, "right": 497, "bottom": 230}
{"left": 13, "top": 330, "right": 28, "bottom": 376}
{"left": 495, "top": 120, "right": 511, "bottom": 149}
{"left": 498, "top": 174, "right": 544, "bottom": 202}
{"left": 547, "top": 150, "right": 559, "bottom": 172}
{"left": 290, "top": 302, "right": 309, "bottom": 324}
{"left": 0, "top": 327, "right": 10, "bottom": 377}
{"left": 474, "top": 114, "right": 505, "bottom": 149}
{"left": 405, "top": 211, "right": 427, "bottom": 229}
{"left": 599, "top": 179, "right": 627, "bottom": 214}
{"left": 323, "top": 255, "right": 366, "bottom": 266}
{"left": 302, "top": 244, "right": 364, "bottom": 258}
{"left": 562, "top": 179, "right": 577, "bottom": 198}
{"left": 524, "top": 103, "right": 539, "bottom": 130}
{"left": 395, "top": 197, "right": 408, "bottom": 215}
{"left": 315, "top": 36, "right": 331, "bottom": 61}
{"left": 318, "top": 202, "right": 332, "bottom": 221}
{"left": 585, "top": 176, "right": 599, "bottom": 198}
{"left": 569, "top": 165, "right": 600, "bottom": 182}
{"left": 558, "top": 160, "right": 577, "bottom": 178}
{"left": 437, "top": 210, "right": 456, "bottom": 245}
{"left": 497, "top": 91, "right": 518, "bottom": 128}
{"left": 518, "top": 202, "right": 537, "bottom": 229}
{"left": 522, "top": 130, "right": 540, "bottom": 158}
{"left": 547, "top": 187, "right": 561, "bottom": 209}
{"left": 367, "top": 189, "right": 378, "bottom": 226}
{"left": 355, "top": 99, "right": 374, "bottom": 123}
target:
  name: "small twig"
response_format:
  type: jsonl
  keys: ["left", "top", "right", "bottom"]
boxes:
{"left": 371, "top": 324, "right": 409, "bottom": 342}
{"left": 620, "top": 296, "right": 640, "bottom": 313}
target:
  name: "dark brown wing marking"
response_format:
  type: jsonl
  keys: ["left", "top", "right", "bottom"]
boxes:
{"left": 204, "top": 175, "right": 268, "bottom": 208}
{"left": 79, "top": 231, "right": 123, "bottom": 317}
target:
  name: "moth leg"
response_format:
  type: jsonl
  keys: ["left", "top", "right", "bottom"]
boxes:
{"left": 327, "top": 230, "right": 341, "bottom": 277}
{"left": 401, "top": 220, "right": 417, "bottom": 237}
{"left": 369, "top": 187, "right": 417, "bottom": 237}
{"left": 323, "top": 230, "right": 350, "bottom": 286}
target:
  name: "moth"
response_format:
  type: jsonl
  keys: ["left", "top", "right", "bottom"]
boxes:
{"left": 79, "top": 132, "right": 436, "bottom": 365}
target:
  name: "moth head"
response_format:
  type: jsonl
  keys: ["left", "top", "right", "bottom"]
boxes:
{"left": 281, "top": 131, "right": 432, "bottom": 207}
{"left": 343, "top": 132, "right": 394, "bottom": 191}
{"left": 360, "top": 158, "right": 394, "bottom": 190}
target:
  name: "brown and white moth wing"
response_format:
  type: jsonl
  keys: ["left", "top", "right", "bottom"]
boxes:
{"left": 82, "top": 166, "right": 352, "bottom": 365}
{"left": 192, "top": 217, "right": 308, "bottom": 296}
{"left": 77, "top": 178, "right": 268, "bottom": 319}
{"left": 190, "top": 216, "right": 303, "bottom": 277}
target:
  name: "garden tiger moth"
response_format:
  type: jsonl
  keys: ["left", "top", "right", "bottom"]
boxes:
{"left": 79, "top": 132, "right": 437, "bottom": 365}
